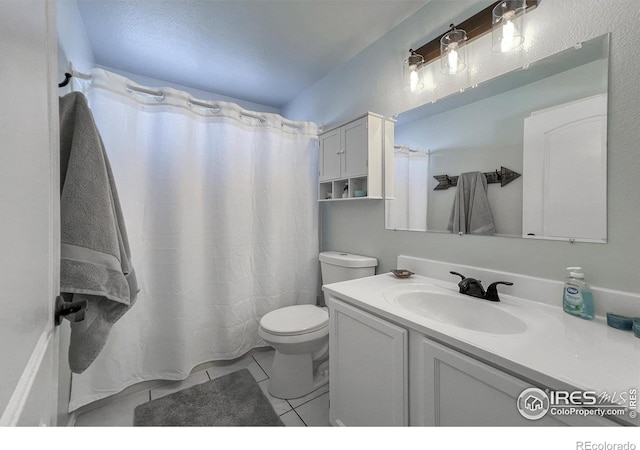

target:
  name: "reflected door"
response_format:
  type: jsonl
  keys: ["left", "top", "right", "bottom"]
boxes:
{"left": 522, "top": 95, "right": 607, "bottom": 242}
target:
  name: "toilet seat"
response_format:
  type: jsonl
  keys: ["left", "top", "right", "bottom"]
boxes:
{"left": 260, "top": 305, "right": 328, "bottom": 336}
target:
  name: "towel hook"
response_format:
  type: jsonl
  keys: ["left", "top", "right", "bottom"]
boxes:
{"left": 54, "top": 295, "right": 87, "bottom": 326}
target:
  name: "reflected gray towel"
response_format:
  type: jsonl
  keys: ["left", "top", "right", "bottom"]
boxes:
{"left": 59, "top": 92, "right": 138, "bottom": 373}
{"left": 447, "top": 171, "right": 496, "bottom": 235}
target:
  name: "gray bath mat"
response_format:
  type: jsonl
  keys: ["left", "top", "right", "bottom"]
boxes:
{"left": 134, "top": 369, "right": 283, "bottom": 426}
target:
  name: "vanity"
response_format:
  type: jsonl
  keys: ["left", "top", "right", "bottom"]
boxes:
{"left": 324, "top": 256, "right": 640, "bottom": 427}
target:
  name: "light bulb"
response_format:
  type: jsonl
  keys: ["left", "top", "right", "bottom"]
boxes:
{"left": 440, "top": 27, "right": 466, "bottom": 75}
{"left": 447, "top": 42, "right": 459, "bottom": 74}
{"left": 501, "top": 11, "right": 516, "bottom": 52}
{"left": 409, "top": 67, "right": 419, "bottom": 92}
{"left": 405, "top": 51, "right": 424, "bottom": 92}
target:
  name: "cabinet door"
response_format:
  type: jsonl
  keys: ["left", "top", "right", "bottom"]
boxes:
{"left": 328, "top": 297, "right": 408, "bottom": 426}
{"left": 412, "top": 335, "right": 616, "bottom": 426}
{"left": 341, "top": 116, "right": 368, "bottom": 178}
{"left": 319, "top": 128, "right": 341, "bottom": 181}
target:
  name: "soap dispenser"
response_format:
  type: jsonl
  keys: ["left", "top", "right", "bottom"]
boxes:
{"left": 562, "top": 267, "right": 595, "bottom": 320}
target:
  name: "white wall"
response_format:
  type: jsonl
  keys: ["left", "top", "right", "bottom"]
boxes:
{"left": 283, "top": 0, "right": 640, "bottom": 293}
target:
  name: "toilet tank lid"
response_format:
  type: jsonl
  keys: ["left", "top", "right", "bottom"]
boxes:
{"left": 319, "top": 251, "right": 378, "bottom": 268}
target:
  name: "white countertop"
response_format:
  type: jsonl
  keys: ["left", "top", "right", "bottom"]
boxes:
{"left": 323, "top": 272, "right": 640, "bottom": 425}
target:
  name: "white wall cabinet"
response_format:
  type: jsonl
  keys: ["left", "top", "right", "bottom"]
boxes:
{"left": 318, "top": 113, "right": 393, "bottom": 201}
{"left": 328, "top": 297, "right": 408, "bottom": 426}
{"left": 328, "top": 296, "right": 618, "bottom": 427}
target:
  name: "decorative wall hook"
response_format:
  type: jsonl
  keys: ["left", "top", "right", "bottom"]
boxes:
{"left": 433, "top": 166, "right": 521, "bottom": 190}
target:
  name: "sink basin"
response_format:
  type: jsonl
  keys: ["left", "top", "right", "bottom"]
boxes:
{"left": 384, "top": 285, "right": 527, "bottom": 335}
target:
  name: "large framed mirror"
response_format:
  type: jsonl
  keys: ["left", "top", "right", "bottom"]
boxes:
{"left": 386, "top": 33, "right": 609, "bottom": 243}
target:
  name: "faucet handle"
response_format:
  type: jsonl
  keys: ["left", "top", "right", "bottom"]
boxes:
{"left": 485, "top": 281, "right": 514, "bottom": 302}
{"left": 449, "top": 271, "right": 466, "bottom": 281}
{"left": 451, "top": 271, "right": 486, "bottom": 297}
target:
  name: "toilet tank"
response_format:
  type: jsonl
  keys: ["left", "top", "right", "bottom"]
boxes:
{"left": 319, "top": 251, "right": 378, "bottom": 285}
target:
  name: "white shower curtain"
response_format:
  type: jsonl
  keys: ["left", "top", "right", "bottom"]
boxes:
{"left": 69, "top": 69, "right": 319, "bottom": 410}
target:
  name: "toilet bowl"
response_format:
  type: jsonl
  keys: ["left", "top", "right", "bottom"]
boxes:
{"left": 258, "top": 251, "right": 377, "bottom": 399}
{"left": 258, "top": 305, "right": 329, "bottom": 399}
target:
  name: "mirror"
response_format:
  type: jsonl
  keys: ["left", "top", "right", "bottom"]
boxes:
{"left": 386, "top": 34, "right": 609, "bottom": 242}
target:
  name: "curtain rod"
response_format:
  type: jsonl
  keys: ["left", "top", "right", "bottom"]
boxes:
{"left": 126, "top": 84, "right": 165, "bottom": 101}
{"left": 189, "top": 99, "right": 301, "bottom": 129}
{"left": 188, "top": 98, "right": 221, "bottom": 112}
{"left": 240, "top": 110, "right": 267, "bottom": 123}
{"left": 120, "top": 79, "right": 307, "bottom": 130}
{"left": 394, "top": 144, "right": 428, "bottom": 153}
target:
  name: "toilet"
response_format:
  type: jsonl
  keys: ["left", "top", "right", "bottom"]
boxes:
{"left": 258, "top": 251, "right": 378, "bottom": 399}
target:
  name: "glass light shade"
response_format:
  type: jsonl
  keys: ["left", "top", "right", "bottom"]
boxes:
{"left": 492, "top": 0, "right": 526, "bottom": 52}
{"left": 441, "top": 28, "right": 467, "bottom": 75}
{"left": 404, "top": 51, "right": 424, "bottom": 92}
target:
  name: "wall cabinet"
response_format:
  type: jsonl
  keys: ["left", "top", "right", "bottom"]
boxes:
{"left": 328, "top": 297, "right": 408, "bottom": 426}
{"left": 318, "top": 113, "right": 394, "bottom": 201}
{"left": 328, "top": 296, "right": 618, "bottom": 427}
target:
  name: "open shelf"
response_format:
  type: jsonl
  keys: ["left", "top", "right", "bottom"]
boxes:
{"left": 319, "top": 177, "right": 379, "bottom": 201}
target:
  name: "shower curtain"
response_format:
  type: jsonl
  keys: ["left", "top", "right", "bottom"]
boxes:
{"left": 69, "top": 69, "right": 319, "bottom": 411}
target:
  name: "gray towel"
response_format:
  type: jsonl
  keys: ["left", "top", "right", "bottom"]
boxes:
{"left": 59, "top": 92, "right": 139, "bottom": 373}
{"left": 448, "top": 171, "right": 496, "bottom": 235}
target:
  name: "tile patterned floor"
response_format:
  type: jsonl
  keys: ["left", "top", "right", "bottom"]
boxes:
{"left": 74, "top": 348, "right": 330, "bottom": 427}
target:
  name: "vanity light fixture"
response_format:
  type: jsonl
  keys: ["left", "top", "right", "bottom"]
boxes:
{"left": 441, "top": 24, "right": 467, "bottom": 75}
{"left": 492, "top": 0, "right": 526, "bottom": 52}
{"left": 404, "top": 49, "right": 425, "bottom": 92}
{"left": 405, "top": 1, "right": 538, "bottom": 78}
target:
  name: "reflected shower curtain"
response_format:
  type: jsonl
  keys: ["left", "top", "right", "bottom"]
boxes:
{"left": 385, "top": 148, "right": 428, "bottom": 231}
{"left": 69, "top": 70, "right": 319, "bottom": 410}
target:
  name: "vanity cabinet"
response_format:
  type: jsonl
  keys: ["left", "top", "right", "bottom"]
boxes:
{"left": 318, "top": 113, "right": 393, "bottom": 201}
{"left": 327, "top": 297, "right": 408, "bottom": 426}
{"left": 410, "top": 334, "right": 615, "bottom": 426}
{"left": 327, "top": 296, "right": 618, "bottom": 427}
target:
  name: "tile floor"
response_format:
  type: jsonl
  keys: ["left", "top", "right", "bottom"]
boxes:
{"left": 74, "top": 348, "right": 330, "bottom": 427}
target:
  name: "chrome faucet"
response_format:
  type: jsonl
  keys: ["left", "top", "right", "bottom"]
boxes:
{"left": 450, "top": 271, "right": 513, "bottom": 302}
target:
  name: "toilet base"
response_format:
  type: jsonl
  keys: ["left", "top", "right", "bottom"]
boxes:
{"left": 268, "top": 351, "right": 329, "bottom": 399}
